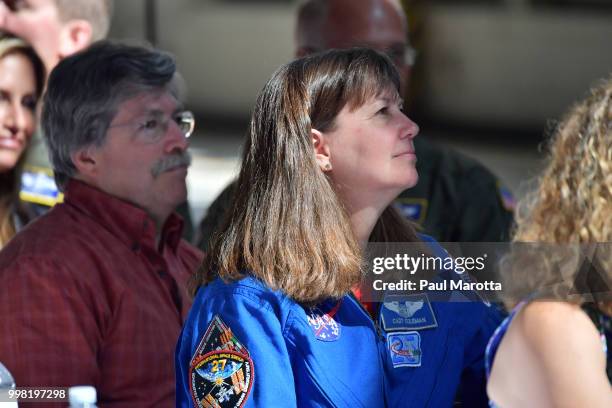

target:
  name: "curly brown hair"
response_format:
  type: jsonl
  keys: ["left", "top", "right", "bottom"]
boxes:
{"left": 502, "top": 76, "right": 612, "bottom": 313}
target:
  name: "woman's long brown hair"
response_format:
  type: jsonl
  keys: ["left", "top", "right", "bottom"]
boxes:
{"left": 191, "top": 48, "right": 419, "bottom": 303}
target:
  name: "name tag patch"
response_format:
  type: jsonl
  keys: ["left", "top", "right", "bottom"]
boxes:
{"left": 387, "top": 331, "right": 422, "bottom": 368}
{"left": 380, "top": 293, "right": 438, "bottom": 331}
{"left": 189, "top": 315, "right": 253, "bottom": 408}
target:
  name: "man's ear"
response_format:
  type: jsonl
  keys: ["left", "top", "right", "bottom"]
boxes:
{"left": 58, "top": 20, "right": 93, "bottom": 59}
{"left": 311, "top": 128, "right": 332, "bottom": 172}
{"left": 71, "top": 145, "right": 98, "bottom": 179}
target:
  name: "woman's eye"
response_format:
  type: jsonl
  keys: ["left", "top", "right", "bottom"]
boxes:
{"left": 22, "top": 96, "right": 37, "bottom": 111}
{"left": 377, "top": 106, "right": 389, "bottom": 115}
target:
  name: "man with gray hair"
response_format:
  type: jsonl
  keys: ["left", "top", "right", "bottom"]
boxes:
{"left": 0, "top": 41, "right": 202, "bottom": 407}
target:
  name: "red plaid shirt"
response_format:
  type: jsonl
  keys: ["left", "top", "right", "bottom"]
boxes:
{"left": 0, "top": 180, "right": 203, "bottom": 407}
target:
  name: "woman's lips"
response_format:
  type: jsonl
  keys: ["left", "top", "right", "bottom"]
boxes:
{"left": 0, "top": 137, "right": 24, "bottom": 150}
{"left": 393, "top": 150, "right": 416, "bottom": 158}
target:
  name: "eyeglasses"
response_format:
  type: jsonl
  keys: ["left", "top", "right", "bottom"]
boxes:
{"left": 108, "top": 110, "right": 195, "bottom": 143}
{"left": 300, "top": 44, "right": 417, "bottom": 68}
{"left": 382, "top": 45, "right": 418, "bottom": 68}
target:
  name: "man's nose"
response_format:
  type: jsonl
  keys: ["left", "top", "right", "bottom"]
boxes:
{"left": 164, "top": 121, "right": 189, "bottom": 153}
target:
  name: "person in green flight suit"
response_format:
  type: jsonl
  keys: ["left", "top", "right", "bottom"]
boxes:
{"left": 0, "top": 0, "right": 194, "bottom": 239}
{"left": 196, "top": 0, "right": 514, "bottom": 250}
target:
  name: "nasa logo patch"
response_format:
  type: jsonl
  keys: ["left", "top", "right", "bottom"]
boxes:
{"left": 306, "top": 300, "right": 342, "bottom": 341}
{"left": 189, "top": 316, "right": 254, "bottom": 407}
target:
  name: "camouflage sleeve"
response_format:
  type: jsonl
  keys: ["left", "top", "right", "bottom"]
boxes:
{"left": 455, "top": 166, "right": 514, "bottom": 242}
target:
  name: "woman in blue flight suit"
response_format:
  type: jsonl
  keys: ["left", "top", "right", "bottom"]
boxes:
{"left": 176, "top": 48, "right": 500, "bottom": 407}
{"left": 177, "top": 47, "right": 420, "bottom": 407}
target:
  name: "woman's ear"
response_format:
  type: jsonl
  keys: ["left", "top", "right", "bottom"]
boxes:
{"left": 311, "top": 128, "right": 332, "bottom": 172}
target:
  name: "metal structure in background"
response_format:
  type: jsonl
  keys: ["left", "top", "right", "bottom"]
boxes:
{"left": 110, "top": 0, "right": 612, "bottom": 133}
{"left": 144, "top": 0, "right": 157, "bottom": 46}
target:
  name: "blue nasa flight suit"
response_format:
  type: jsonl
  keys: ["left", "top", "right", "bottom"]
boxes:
{"left": 381, "top": 235, "right": 504, "bottom": 407}
{"left": 176, "top": 276, "right": 388, "bottom": 408}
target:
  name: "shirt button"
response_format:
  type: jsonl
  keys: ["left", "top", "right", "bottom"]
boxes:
{"left": 132, "top": 243, "right": 140, "bottom": 252}
{"left": 158, "top": 270, "right": 167, "bottom": 277}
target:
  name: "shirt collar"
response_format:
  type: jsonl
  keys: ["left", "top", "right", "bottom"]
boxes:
{"left": 63, "top": 179, "right": 184, "bottom": 253}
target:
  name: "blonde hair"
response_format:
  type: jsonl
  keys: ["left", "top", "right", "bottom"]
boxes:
{"left": 191, "top": 48, "right": 419, "bottom": 304}
{"left": 0, "top": 35, "right": 45, "bottom": 247}
{"left": 502, "top": 76, "right": 612, "bottom": 311}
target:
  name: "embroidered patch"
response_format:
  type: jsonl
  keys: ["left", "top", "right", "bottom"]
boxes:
{"left": 193, "top": 315, "right": 250, "bottom": 357}
{"left": 189, "top": 316, "right": 253, "bottom": 408}
{"left": 306, "top": 301, "right": 342, "bottom": 341}
{"left": 380, "top": 293, "right": 438, "bottom": 331}
{"left": 190, "top": 350, "right": 253, "bottom": 408}
{"left": 394, "top": 198, "right": 428, "bottom": 224}
{"left": 387, "top": 331, "right": 422, "bottom": 368}
{"left": 19, "top": 168, "right": 64, "bottom": 207}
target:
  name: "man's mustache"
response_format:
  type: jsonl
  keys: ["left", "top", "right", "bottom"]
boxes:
{"left": 151, "top": 151, "right": 192, "bottom": 178}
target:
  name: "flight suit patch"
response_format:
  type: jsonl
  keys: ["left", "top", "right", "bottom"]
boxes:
{"left": 380, "top": 293, "right": 438, "bottom": 331}
{"left": 496, "top": 182, "right": 515, "bottom": 212}
{"left": 306, "top": 300, "right": 342, "bottom": 341}
{"left": 387, "top": 331, "right": 422, "bottom": 368}
{"left": 189, "top": 316, "right": 254, "bottom": 407}
{"left": 394, "top": 198, "right": 428, "bottom": 224}
{"left": 19, "top": 168, "right": 64, "bottom": 207}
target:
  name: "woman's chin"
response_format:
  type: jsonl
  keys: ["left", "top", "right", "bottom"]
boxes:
{"left": 0, "top": 153, "right": 21, "bottom": 174}
{"left": 396, "top": 171, "right": 419, "bottom": 191}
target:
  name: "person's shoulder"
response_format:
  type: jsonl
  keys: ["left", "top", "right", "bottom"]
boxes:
{"left": 195, "top": 276, "right": 297, "bottom": 314}
{"left": 0, "top": 208, "right": 73, "bottom": 262}
{"left": 185, "top": 276, "right": 300, "bottom": 344}
{"left": 515, "top": 301, "right": 600, "bottom": 354}
{"left": 506, "top": 301, "right": 611, "bottom": 406}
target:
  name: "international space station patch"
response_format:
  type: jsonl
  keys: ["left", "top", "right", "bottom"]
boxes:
{"left": 189, "top": 316, "right": 254, "bottom": 407}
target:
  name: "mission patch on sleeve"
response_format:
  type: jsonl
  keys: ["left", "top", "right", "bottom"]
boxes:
{"left": 189, "top": 315, "right": 254, "bottom": 408}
